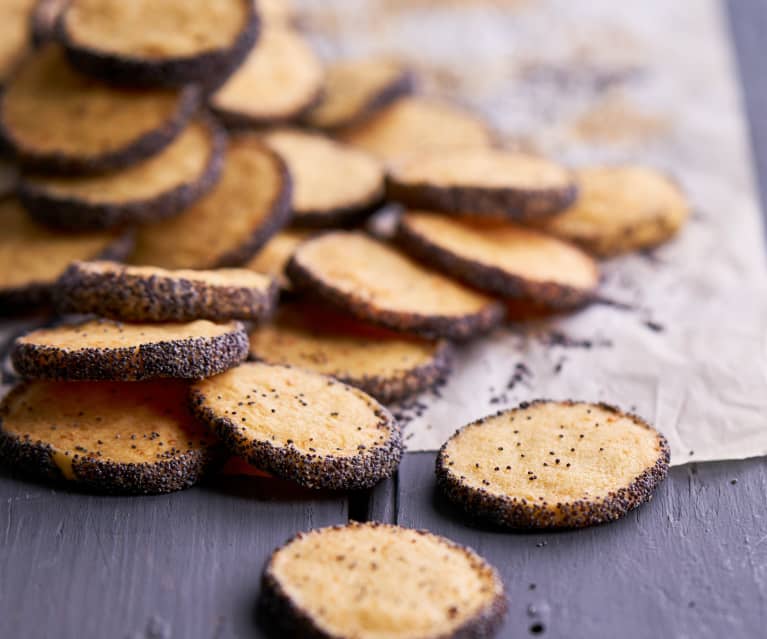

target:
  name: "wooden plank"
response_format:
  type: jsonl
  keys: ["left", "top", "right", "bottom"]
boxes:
{"left": 727, "top": 0, "right": 767, "bottom": 237}
{"left": 383, "top": 452, "right": 767, "bottom": 639}
{"left": 0, "top": 470, "right": 347, "bottom": 639}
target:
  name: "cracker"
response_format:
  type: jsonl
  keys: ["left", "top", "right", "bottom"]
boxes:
{"left": 397, "top": 212, "right": 598, "bottom": 309}
{"left": 57, "top": 261, "right": 278, "bottom": 322}
{"left": 210, "top": 28, "right": 323, "bottom": 127}
{"left": 305, "top": 58, "right": 414, "bottom": 130}
{"left": 0, "top": 0, "right": 36, "bottom": 85}
{"left": 264, "top": 129, "right": 384, "bottom": 227}
{"left": 287, "top": 231, "right": 504, "bottom": 340}
{"left": 130, "top": 134, "right": 291, "bottom": 269}
{"left": 248, "top": 303, "right": 452, "bottom": 403}
{"left": 340, "top": 97, "right": 494, "bottom": 166}
{"left": 245, "top": 230, "right": 310, "bottom": 288}
{"left": 190, "top": 362, "right": 402, "bottom": 490}
{"left": 437, "top": 400, "right": 670, "bottom": 529}
{"left": 260, "top": 522, "right": 507, "bottom": 639}
{"left": 0, "top": 198, "right": 132, "bottom": 313}
{"left": 60, "top": 0, "right": 259, "bottom": 88}
{"left": 0, "top": 45, "right": 200, "bottom": 174}
{"left": 388, "top": 148, "right": 576, "bottom": 220}
{"left": 542, "top": 166, "right": 690, "bottom": 257}
{"left": 258, "top": 0, "right": 296, "bottom": 26}
{"left": 0, "top": 380, "right": 219, "bottom": 494}
{"left": 19, "top": 116, "right": 226, "bottom": 231}
{"left": 12, "top": 318, "right": 248, "bottom": 381}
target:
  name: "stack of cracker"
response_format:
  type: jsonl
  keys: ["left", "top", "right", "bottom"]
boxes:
{"left": 0, "top": 2, "right": 686, "bottom": 636}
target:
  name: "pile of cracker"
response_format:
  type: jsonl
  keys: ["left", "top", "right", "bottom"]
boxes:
{"left": 0, "top": 2, "right": 681, "bottom": 637}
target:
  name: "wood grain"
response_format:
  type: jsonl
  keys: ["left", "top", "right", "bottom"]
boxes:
{"left": 0, "top": 470, "right": 347, "bottom": 639}
{"left": 0, "top": 2, "right": 766, "bottom": 638}
{"left": 373, "top": 452, "right": 767, "bottom": 639}
{"left": 728, "top": 0, "right": 767, "bottom": 240}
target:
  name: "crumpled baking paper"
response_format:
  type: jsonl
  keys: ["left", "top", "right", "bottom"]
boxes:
{"left": 298, "top": 0, "right": 767, "bottom": 464}
{"left": 1, "top": 1, "right": 764, "bottom": 467}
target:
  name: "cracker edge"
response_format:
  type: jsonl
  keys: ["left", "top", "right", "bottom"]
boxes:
{"left": 0, "top": 81, "right": 201, "bottom": 175}
{"left": 0, "top": 228, "right": 134, "bottom": 315}
{"left": 249, "top": 336, "right": 453, "bottom": 404}
{"left": 435, "top": 399, "right": 671, "bottom": 529}
{"left": 285, "top": 236, "right": 505, "bottom": 340}
{"left": 189, "top": 370, "right": 404, "bottom": 490}
{"left": 387, "top": 169, "right": 578, "bottom": 222}
{"left": 0, "top": 382, "right": 222, "bottom": 495}
{"left": 11, "top": 321, "right": 249, "bottom": 380}
{"left": 59, "top": 0, "right": 260, "bottom": 89}
{"left": 57, "top": 261, "right": 279, "bottom": 322}
{"left": 18, "top": 114, "right": 228, "bottom": 231}
{"left": 396, "top": 216, "right": 598, "bottom": 309}
{"left": 304, "top": 67, "right": 416, "bottom": 132}
{"left": 258, "top": 521, "right": 508, "bottom": 639}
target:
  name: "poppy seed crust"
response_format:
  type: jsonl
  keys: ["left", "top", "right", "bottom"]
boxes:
{"left": 436, "top": 400, "right": 670, "bottom": 529}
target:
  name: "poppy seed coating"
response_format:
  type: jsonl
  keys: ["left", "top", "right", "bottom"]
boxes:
{"left": 248, "top": 303, "right": 452, "bottom": 403}
{"left": 286, "top": 232, "right": 505, "bottom": 341}
{"left": 130, "top": 136, "right": 293, "bottom": 270}
{"left": 0, "top": 380, "right": 221, "bottom": 495}
{"left": 190, "top": 362, "right": 403, "bottom": 490}
{"left": 0, "top": 202, "right": 134, "bottom": 315}
{"left": 57, "top": 261, "right": 279, "bottom": 323}
{"left": 12, "top": 319, "right": 248, "bottom": 381}
{"left": 305, "top": 59, "right": 415, "bottom": 131}
{"left": 397, "top": 212, "right": 598, "bottom": 309}
{"left": 437, "top": 400, "right": 670, "bottom": 529}
{"left": 60, "top": 0, "right": 260, "bottom": 89}
{"left": 0, "top": 46, "right": 202, "bottom": 175}
{"left": 259, "top": 522, "right": 507, "bottom": 639}
{"left": 542, "top": 166, "right": 690, "bottom": 257}
{"left": 387, "top": 149, "right": 577, "bottom": 221}
{"left": 18, "top": 115, "right": 227, "bottom": 232}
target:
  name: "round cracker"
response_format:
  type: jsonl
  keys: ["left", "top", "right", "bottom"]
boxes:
{"left": 0, "top": 45, "right": 200, "bottom": 174}
{"left": 0, "top": 379, "right": 219, "bottom": 494}
{"left": 12, "top": 318, "right": 248, "bottom": 381}
{"left": 258, "top": 0, "right": 296, "bottom": 26}
{"left": 248, "top": 303, "right": 452, "bottom": 403}
{"left": 0, "top": 0, "right": 36, "bottom": 84}
{"left": 397, "top": 211, "right": 599, "bottom": 309}
{"left": 437, "top": 400, "right": 670, "bottom": 529}
{"left": 542, "top": 166, "right": 690, "bottom": 257}
{"left": 388, "top": 148, "right": 577, "bottom": 220}
{"left": 60, "top": 0, "right": 259, "bottom": 88}
{"left": 57, "top": 260, "right": 279, "bottom": 322}
{"left": 0, "top": 198, "right": 133, "bottom": 314}
{"left": 190, "top": 362, "right": 403, "bottom": 490}
{"left": 287, "top": 231, "right": 504, "bottom": 340}
{"left": 18, "top": 116, "right": 226, "bottom": 231}
{"left": 130, "top": 134, "right": 292, "bottom": 269}
{"left": 260, "top": 522, "right": 507, "bottom": 639}
{"left": 264, "top": 129, "right": 385, "bottom": 227}
{"left": 304, "top": 57, "right": 415, "bottom": 130}
{"left": 340, "top": 97, "right": 494, "bottom": 166}
{"left": 245, "top": 229, "right": 310, "bottom": 289}
{"left": 210, "top": 27, "right": 323, "bottom": 127}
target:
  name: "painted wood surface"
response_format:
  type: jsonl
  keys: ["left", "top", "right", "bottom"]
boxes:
{"left": 369, "top": 453, "right": 767, "bottom": 639}
{"left": 0, "top": 470, "right": 347, "bottom": 639}
{"left": 1, "top": 1, "right": 766, "bottom": 638}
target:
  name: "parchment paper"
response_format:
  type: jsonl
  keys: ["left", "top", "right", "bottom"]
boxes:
{"left": 1, "top": 1, "right": 764, "bottom": 467}
{"left": 297, "top": 0, "right": 767, "bottom": 465}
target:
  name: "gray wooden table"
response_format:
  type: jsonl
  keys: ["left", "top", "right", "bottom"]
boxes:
{"left": 1, "top": 2, "right": 766, "bottom": 637}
